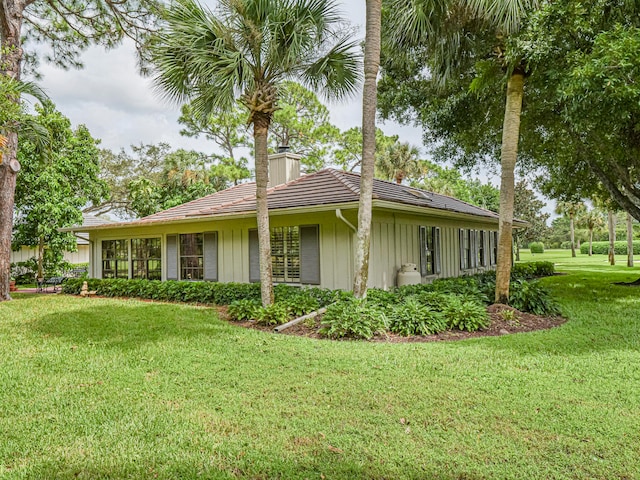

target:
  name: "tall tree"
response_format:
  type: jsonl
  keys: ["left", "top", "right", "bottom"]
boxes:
{"left": 0, "top": 0, "right": 159, "bottom": 300}
{"left": 178, "top": 101, "right": 250, "bottom": 165}
{"left": 555, "top": 201, "right": 586, "bottom": 258}
{"left": 353, "top": 0, "right": 382, "bottom": 299}
{"left": 578, "top": 209, "right": 605, "bottom": 257}
{"left": 381, "top": 0, "right": 538, "bottom": 303}
{"left": 150, "top": 0, "right": 360, "bottom": 306}
{"left": 333, "top": 127, "right": 397, "bottom": 172}
{"left": 13, "top": 102, "right": 106, "bottom": 279}
{"left": 269, "top": 81, "right": 340, "bottom": 172}
{"left": 0, "top": 76, "right": 47, "bottom": 300}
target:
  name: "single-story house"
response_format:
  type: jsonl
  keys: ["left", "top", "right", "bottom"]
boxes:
{"left": 67, "top": 152, "right": 520, "bottom": 290}
{"left": 12, "top": 214, "right": 114, "bottom": 265}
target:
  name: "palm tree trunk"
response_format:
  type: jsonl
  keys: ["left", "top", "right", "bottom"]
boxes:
{"left": 588, "top": 229, "right": 593, "bottom": 256}
{"left": 353, "top": 0, "right": 381, "bottom": 299}
{"left": 495, "top": 71, "right": 524, "bottom": 304}
{"left": 0, "top": 4, "right": 24, "bottom": 302}
{"left": 253, "top": 113, "right": 274, "bottom": 306}
{"left": 608, "top": 210, "right": 616, "bottom": 266}
{"left": 627, "top": 212, "right": 634, "bottom": 267}
{"left": 569, "top": 214, "right": 576, "bottom": 258}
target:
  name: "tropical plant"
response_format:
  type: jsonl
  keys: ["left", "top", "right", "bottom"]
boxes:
{"left": 150, "top": 0, "right": 360, "bottom": 306}
{"left": 381, "top": 0, "right": 538, "bottom": 304}
{"left": 0, "top": 0, "right": 159, "bottom": 302}
{"left": 353, "top": 0, "right": 382, "bottom": 299}
{"left": 578, "top": 209, "right": 605, "bottom": 256}
{"left": 375, "top": 141, "right": 420, "bottom": 184}
{"left": 388, "top": 296, "right": 448, "bottom": 336}
{"left": 319, "top": 298, "right": 387, "bottom": 340}
{"left": 555, "top": 201, "right": 586, "bottom": 258}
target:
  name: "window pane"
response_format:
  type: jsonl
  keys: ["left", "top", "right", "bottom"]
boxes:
{"left": 102, "top": 240, "right": 128, "bottom": 279}
{"left": 180, "top": 234, "right": 204, "bottom": 280}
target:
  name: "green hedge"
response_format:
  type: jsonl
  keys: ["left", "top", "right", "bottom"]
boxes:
{"left": 579, "top": 241, "right": 640, "bottom": 255}
{"left": 62, "top": 278, "right": 342, "bottom": 307}
{"left": 511, "top": 261, "right": 555, "bottom": 278}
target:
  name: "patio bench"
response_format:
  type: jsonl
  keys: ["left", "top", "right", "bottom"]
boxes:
{"left": 38, "top": 276, "right": 66, "bottom": 292}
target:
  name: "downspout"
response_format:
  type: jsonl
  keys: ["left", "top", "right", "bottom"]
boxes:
{"left": 335, "top": 209, "right": 357, "bottom": 233}
{"left": 336, "top": 209, "right": 358, "bottom": 288}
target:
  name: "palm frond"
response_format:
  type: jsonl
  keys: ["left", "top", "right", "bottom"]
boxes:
{"left": 465, "top": 0, "right": 539, "bottom": 35}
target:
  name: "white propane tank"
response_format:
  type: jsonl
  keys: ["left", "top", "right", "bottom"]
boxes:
{"left": 397, "top": 263, "right": 421, "bottom": 287}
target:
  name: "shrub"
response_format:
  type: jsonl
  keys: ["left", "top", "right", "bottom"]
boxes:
{"left": 529, "top": 242, "right": 544, "bottom": 254}
{"left": 579, "top": 241, "right": 640, "bottom": 255}
{"left": 255, "top": 303, "right": 290, "bottom": 326}
{"left": 365, "top": 288, "right": 398, "bottom": 308}
{"left": 512, "top": 262, "right": 555, "bottom": 279}
{"left": 281, "top": 296, "right": 320, "bottom": 318}
{"left": 509, "top": 279, "right": 561, "bottom": 316}
{"left": 319, "top": 298, "right": 387, "bottom": 340}
{"left": 228, "top": 299, "right": 262, "bottom": 321}
{"left": 62, "top": 278, "right": 263, "bottom": 304}
{"left": 388, "top": 296, "right": 447, "bottom": 336}
{"left": 442, "top": 298, "right": 489, "bottom": 332}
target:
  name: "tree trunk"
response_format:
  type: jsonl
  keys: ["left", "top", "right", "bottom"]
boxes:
{"left": 608, "top": 210, "right": 616, "bottom": 266}
{"left": 37, "top": 236, "right": 45, "bottom": 279}
{"left": 588, "top": 229, "right": 593, "bottom": 256}
{"left": 627, "top": 212, "right": 634, "bottom": 267}
{"left": 495, "top": 71, "right": 524, "bottom": 304}
{"left": 569, "top": 214, "right": 576, "bottom": 258}
{"left": 253, "top": 113, "right": 274, "bottom": 306}
{"left": 0, "top": 1, "right": 24, "bottom": 301}
{"left": 515, "top": 234, "right": 520, "bottom": 261}
{"left": 353, "top": 0, "right": 381, "bottom": 299}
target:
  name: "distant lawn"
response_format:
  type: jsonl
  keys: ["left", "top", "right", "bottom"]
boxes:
{"left": 518, "top": 248, "right": 640, "bottom": 274}
{"left": 1, "top": 265, "right": 640, "bottom": 479}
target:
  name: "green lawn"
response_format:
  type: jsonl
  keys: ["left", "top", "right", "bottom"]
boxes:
{"left": 1, "top": 255, "right": 639, "bottom": 479}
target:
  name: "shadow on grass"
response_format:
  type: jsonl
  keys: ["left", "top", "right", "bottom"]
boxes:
{"left": 22, "top": 455, "right": 478, "bottom": 480}
{"left": 31, "top": 301, "right": 229, "bottom": 350}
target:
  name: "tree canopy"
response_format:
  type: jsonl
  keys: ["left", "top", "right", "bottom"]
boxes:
{"left": 13, "top": 102, "right": 106, "bottom": 277}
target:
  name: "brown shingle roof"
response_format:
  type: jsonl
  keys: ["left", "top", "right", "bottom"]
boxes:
{"left": 75, "top": 169, "right": 509, "bottom": 230}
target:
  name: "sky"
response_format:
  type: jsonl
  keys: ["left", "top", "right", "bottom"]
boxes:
{"left": 36, "top": 2, "right": 425, "bottom": 158}
{"left": 32, "top": 0, "right": 562, "bottom": 219}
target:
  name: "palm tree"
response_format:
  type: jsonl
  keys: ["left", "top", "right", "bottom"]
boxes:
{"left": 150, "top": 0, "right": 360, "bottom": 306}
{"left": 375, "top": 141, "right": 420, "bottom": 184}
{"left": 353, "top": 0, "right": 381, "bottom": 299}
{"left": 0, "top": 76, "right": 47, "bottom": 301}
{"left": 578, "top": 209, "right": 604, "bottom": 256}
{"left": 383, "top": 0, "right": 538, "bottom": 303}
{"left": 555, "top": 201, "right": 586, "bottom": 258}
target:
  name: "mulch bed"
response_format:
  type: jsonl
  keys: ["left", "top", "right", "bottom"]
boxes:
{"left": 218, "top": 304, "right": 566, "bottom": 343}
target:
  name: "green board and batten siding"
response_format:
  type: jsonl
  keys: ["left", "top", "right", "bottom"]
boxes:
{"left": 89, "top": 208, "right": 498, "bottom": 291}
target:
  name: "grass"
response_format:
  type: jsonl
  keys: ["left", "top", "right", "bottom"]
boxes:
{"left": 1, "top": 252, "right": 639, "bottom": 479}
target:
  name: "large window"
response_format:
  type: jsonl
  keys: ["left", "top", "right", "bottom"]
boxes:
{"left": 102, "top": 240, "right": 128, "bottom": 279}
{"left": 180, "top": 233, "right": 204, "bottom": 280}
{"left": 131, "top": 238, "right": 162, "bottom": 280}
{"left": 271, "top": 226, "right": 300, "bottom": 283}
{"left": 419, "top": 226, "right": 441, "bottom": 276}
